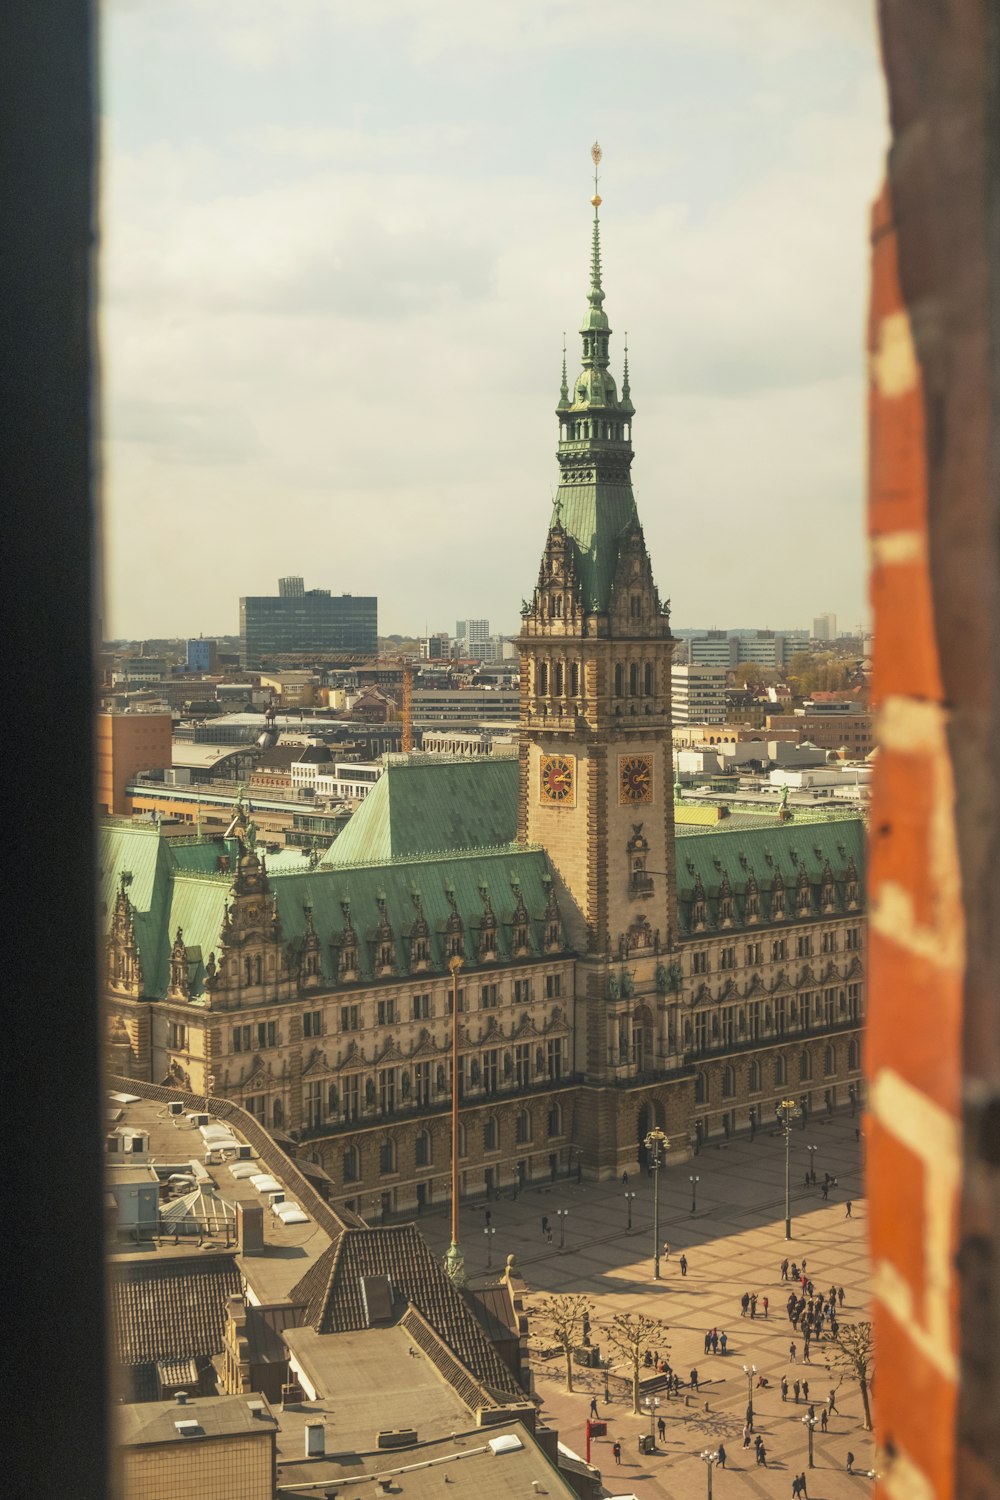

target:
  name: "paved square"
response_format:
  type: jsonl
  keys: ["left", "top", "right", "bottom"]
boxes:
{"left": 418, "top": 1114, "right": 874, "bottom": 1497}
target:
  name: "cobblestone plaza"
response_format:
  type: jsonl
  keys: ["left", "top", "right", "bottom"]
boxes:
{"left": 420, "top": 1114, "right": 874, "bottom": 1497}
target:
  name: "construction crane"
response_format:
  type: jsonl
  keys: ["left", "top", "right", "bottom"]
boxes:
{"left": 253, "top": 650, "right": 416, "bottom": 751}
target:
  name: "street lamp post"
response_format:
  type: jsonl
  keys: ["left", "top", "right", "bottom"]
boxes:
{"left": 643, "top": 1395, "right": 660, "bottom": 1446}
{"left": 624, "top": 1191, "right": 636, "bottom": 1231}
{"left": 806, "top": 1143, "right": 817, "bottom": 1183}
{"left": 689, "top": 1174, "right": 700, "bottom": 1214}
{"left": 802, "top": 1414, "right": 817, "bottom": 1469}
{"left": 699, "top": 1449, "right": 717, "bottom": 1500}
{"left": 483, "top": 1224, "right": 496, "bottom": 1269}
{"left": 776, "top": 1098, "right": 800, "bottom": 1239}
{"left": 557, "top": 1207, "right": 569, "bottom": 1252}
{"left": 644, "top": 1126, "right": 669, "bottom": 1279}
{"left": 603, "top": 1359, "right": 612, "bottom": 1404}
{"left": 743, "top": 1363, "right": 757, "bottom": 1429}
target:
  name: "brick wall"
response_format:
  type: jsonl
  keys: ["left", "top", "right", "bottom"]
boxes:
{"left": 868, "top": 5, "right": 999, "bottom": 1496}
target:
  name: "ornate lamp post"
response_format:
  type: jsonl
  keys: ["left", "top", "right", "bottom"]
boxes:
{"left": 699, "top": 1448, "right": 717, "bottom": 1499}
{"left": 444, "top": 955, "right": 465, "bottom": 1285}
{"left": 557, "top": 1207, "right": 569, "bottom": 1252}
{"left": 624, "top": 1190, "right": 636, "bottom": 1231}
{"left": 806, "top": 1143, "right": 818, "bottom": 1182}
{"left": 776, "top": 1097, "right": 800, "bottom": 1239}
{"left": 689, "top": 1174, "right": 700, "bottom": 1214}
{"left": 643, "top": 1394, "right": 660, "bottom": 1446}
{"left": 483, "top": 1224, "right": 496, "bottom": 1270}
{"left": 802, "top": 1413, "right": 817, "bottom": 1468}
{"left": 644, "top": 1126, "right": 669, "bottom": 1279}
{"left": 743, "top": 1362, "right": 757, "bottom": 1428}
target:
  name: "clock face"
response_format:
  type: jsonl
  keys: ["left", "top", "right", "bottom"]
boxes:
{"left": 619, "top": 754, "right": 653, "bottom": 804}
{"left": 539, "top": 754, "right": 576, "bottom": 805}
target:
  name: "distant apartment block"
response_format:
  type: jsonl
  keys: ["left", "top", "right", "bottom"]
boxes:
{"left": 278, "top": 575, "right": 305, "bottom": 597}
{"left": 97, "top": 711, "right": 173, "bottom": 815}
{"left": 186, "top": 637, "right": 219, "bottom": 673}
{"left": 240, "top": 580, "right": 377, "bottom": 667}
{"left": 812, "top": 612, "right": 837, "bottom": 641}
{"left": 671, "top": 664, "right": 728, "bottom": 725}
{"left": 765, "top": 709, "right": 874, "bottom": 756}
{"left": 687, "top": 629, "right": 791, "bottom": 671}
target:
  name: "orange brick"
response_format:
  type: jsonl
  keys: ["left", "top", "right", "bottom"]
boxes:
{"left": 869, "top": 749, "right": 940, "bottom": 928}
{"left": 869, "top": 559, "right": 943, "bottom": 703}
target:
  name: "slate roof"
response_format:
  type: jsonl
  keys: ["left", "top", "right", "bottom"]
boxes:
{"left": 548, "top": 483, "right": 639, "bottom": 614}
{"left": 676, "top": 818, "right": 865, "bottom": 935}
{"left": 110, "top": 1255, "right": 241, "bottom": 1370}
{"left": 289, "top": 1226, "right": 524, "bottom": 1404}
{"left": 323, "top": 756, "right": 519, "bottom": 866}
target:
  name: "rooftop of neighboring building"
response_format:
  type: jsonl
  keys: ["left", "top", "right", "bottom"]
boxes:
{"left": 270, "top": 1420, "right": 577, "bottom": 1500}
{"left": 117, "top": 1391, "right": 278, "bottom": 1447}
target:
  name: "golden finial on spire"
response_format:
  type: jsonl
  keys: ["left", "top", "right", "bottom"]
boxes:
{"left": 591, "top": 140, "right": 602, "bottom": 207}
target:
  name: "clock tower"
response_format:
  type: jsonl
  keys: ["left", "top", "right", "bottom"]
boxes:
{"left": 518, "top": 147, "right": 678, "bottom": 1083}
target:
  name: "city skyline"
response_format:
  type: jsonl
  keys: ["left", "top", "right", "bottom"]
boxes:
{"left": 101, "top": 1, "right": 885, "bottom": 639}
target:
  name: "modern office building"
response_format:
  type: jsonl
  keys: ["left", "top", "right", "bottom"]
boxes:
{"left": 671, "top": 663, "right": 728, "bottom": 724}
{"left": 278, "top": 576, "right": 305, "bottom": 597}
{"left": 97, "top": 711, "right": 174, "bottom": 815}
{"left": 812, "top": 612, "right": 837, "bottom": 641}
{"left": 240, "top": 581, "right": 377, "bottom": 667}
{"left": 186, "top": 638, "right": 219, "bottom": 673}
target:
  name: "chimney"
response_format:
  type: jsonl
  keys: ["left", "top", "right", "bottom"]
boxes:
{"left": 175, "top": 1391, "right": 188, "bottom": 1406}
{"left": 304, "top": 1421, "right": 325, "bottom": 1457}
{"left": 237, "top": 1201, "right": 264, "bottom": 1253}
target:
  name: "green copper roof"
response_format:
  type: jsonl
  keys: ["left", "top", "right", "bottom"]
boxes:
{"left": 550, "top": 174, "right": 639, "bottom": 612}
{"left": 676, "top": 818, "right": 865, "bottom": 935}
{"left": 323, "top": 757, "right": 519, "bottom": 867}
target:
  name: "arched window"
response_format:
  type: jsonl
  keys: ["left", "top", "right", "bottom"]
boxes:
{"left": 614, "top": 663, "right": 624, "bottom": 697}
{"left": 629, "top": 662, "right": 639, "bottom": 695}
{"left": 343, "top": 1145, "right": 359, "bottom": 1183}
{"left": 644, "top": 662, "right": 654, "bottom": 696}
{"left": 456, "top": 1121, "right": 467, "bottom": 1158}
{"left": 630, "top": 595, "right": 642, "bottom": 619}
{"left": 722, "top": 1065, "right": 736, "bottom": 1099}
{"left": 515, "top": 1109, "right": 531, "bottom": 1145}
{"left": 414, "top": 1130, "right": 431, "bottom": 1167}
{"left": 483, "top": 1117, "right": 498, "bottom": 1152}
{"left": 379, "top": 1138, "right": 396, "bottom": 1175}
{"left": 799, "top": 1050, "right": 812, "bottom": 1082}
{"left": 547, "top": 1102, "right": 562, "bottom": 1138}
{"left": 848, "top": 1039, "right": 859, "bottom": 1071}
{"left": 748, "top": 1060, "right": 761, "bottom": 1093}
{"left": 554, "top": 661, "right": 564, "bottom": 695}
{"left": 694, "top": 1071, "right": 708, "bottom": 1104}
{"left": 272, "top": 1098, "right": 283, "bottom": 1127}
{"left": 824, "top": 1044, "right": 836, "bottom": 1076}
{"left": 774, "top": 1055, "right": 787, "bottom": 1087}
{"left": 538, "top": 661, "right": 549, "bottom": 695}
{"left": 570, "top": 662, "right": 580, "bottom": 696}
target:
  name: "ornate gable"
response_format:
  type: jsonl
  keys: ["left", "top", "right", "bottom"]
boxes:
{"left": 107, "top": 873, "right": 144, "bottom": 998}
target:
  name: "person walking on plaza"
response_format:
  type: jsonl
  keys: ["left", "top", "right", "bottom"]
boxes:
{"left": 680, "top": 1253, "right": 688, "bottom": 1277}
{"left": 741, "top": 1290, "right": 750, "bottom": 1317}
{"left": 589, "top": 1396, "right": 599, "bottom": 1419}
{"left": 622, "top": 1170, "right": 629, "bottom": 1185}
{"left": 781, "top": 1257, "right": 789, "bottom": 1280}
{"left": 704, "top": 1330, "right": 712, "bottom": 1355}
{"left": 846, "top": 1451, "right": 855, "bottom": 1474}
{"left": 717, "top": 1443, "right": 727, "bottom": 1469}
{"left": 821, "top": 1407, "right": 828, "bottom": 1432}
{"left": 781, "top": 1376, "right": 789, "bottom": 1402}
{"left": 742, "top": 1423, "right": 752, "bottom": 1450}
{"left": 657, "top": 1417, "right": 666, "bottom": 1441}
{"left": 690, "top": 1367, "right": 699, "bottom": 1391}
{"left": 762, "top": 1295, "right": 769, "bottom": 1318}
{"left": 838, "top": 1285, "right": 846, "bottom": 1307}
{"left": 542, "top": 1215, "right": 550, "bottom": 1237}
{"left": 797, "top": 1472, "right": 809, "bottom": 1497}
{"left": 793, "top": 1378, "right": 801, "bottom": 1403}
{"left": 750, "top": 1292, "right": 758, "bottom": 1318}
{"left": 612, "top": 1441, "right": 622, "bottom": 1465}
{"left": 719, "top": 1330, "right": 728, "bottom": 1355}
{"left": 789, "top": 1341, "right": 797, "bottom": 1363}
{"left": 845, "top": 1200, "right": 853, "bottom": 1217}
{"left": 802, "top": 1379, "right": 810, "bottom": 1403}
{"left": 710, "top": 1328, "right": 719, "bottom": 1355}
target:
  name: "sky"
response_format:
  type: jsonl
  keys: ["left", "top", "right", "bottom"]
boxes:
{"left": 100, "top": 0, "right": 887, "bottom": 642}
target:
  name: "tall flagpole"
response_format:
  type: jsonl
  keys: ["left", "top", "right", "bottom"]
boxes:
{"left": 444, "top": 955, "right": 466, "bottom": 1284}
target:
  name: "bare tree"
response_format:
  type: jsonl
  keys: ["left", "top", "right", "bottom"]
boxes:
{"left": 602, "top": 1312, "right": 670, "bottom": 1414}
{"left": 537, "top": 1294, "right": 594, "bottom": 1393}
{"left": 825, "top": 1320, "right": 874, "bottom": 1430}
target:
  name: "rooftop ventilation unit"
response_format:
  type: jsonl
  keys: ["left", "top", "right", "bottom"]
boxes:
{"left": 174, "top": 1419, "right": 201, "bottom": 1436}
{"left": 188, "top": 1113, "right": 210, "bottom": 1127}
{"left": 268, "top": 1191, "right": 285, "bottom": 1207}
{"left": 168, "top": 1101, "right": 184, "bottom": 1117}
{"left": 237, "top": 1144, "right": 252, "bottom": 1160}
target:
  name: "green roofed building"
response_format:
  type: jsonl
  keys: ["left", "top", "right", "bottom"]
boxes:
{"left": 102, "top": 157, "right": 866, "bottom": 1212}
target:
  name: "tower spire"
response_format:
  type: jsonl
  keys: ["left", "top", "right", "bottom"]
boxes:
{"left": 558, "top": 332, "right": 569, "bottom": 407}
{"left": 589, "top": 141, "right": 605, "bottom": 316}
